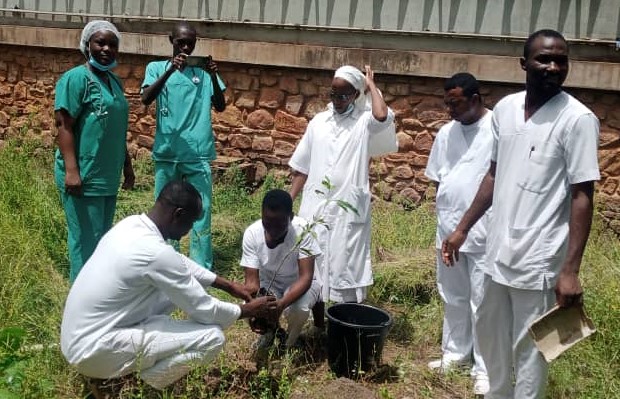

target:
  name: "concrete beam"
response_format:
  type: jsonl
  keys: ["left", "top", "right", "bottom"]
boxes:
{"left": 2, "top": 17, "right": 618, "bottom": 62}
{"left": 1, "top": 25, "right": 619, "bottom": 91}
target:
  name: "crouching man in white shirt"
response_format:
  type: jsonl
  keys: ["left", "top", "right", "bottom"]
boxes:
{"left": 241, "top": 189, "right": 322, "bottom": 349}
{"left": 61, "top": 181, "right": 277, "bottom": 391}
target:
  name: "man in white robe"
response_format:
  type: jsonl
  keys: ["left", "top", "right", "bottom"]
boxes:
{"left": 289, "top": 65, "right": 396, "bottom": 304}
{"left": 425, "top": 72, "right": 491, "bottom": 395}
{"left": 61, "top": 181, "right": 277, "bottom": 392}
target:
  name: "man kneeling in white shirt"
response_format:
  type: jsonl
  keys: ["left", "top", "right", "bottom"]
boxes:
{"left": 241, "top": 189, "right": 322, "bottom": 349}
{"left": 61, "top": 181, "right": 276, "bottom": 391}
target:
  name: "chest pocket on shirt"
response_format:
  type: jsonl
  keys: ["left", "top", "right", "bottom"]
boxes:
{"left": 517, "top": 140, "right": 563, "bottom": 194}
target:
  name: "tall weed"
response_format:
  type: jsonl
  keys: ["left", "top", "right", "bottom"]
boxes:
{"left": 0, "top": 143, "right": 67, "bottom": 274}
{"left": 0, "top": 144, "right": 73, "bottom": 398}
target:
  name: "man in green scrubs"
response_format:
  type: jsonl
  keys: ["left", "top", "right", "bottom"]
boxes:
{"left": 141, "top": 22, "right": 226, "bottom": 270}
{"left": 55, "top": 20, "right": 134, "bottom": 281}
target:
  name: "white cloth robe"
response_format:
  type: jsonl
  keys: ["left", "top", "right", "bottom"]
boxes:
{"left": 289, "top": 106, "right": 395, "bottom": 301}
{"left": 61, "top": 214, "right": 241, "bottom": 388}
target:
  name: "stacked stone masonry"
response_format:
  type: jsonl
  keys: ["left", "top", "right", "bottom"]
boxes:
{"left": 0, "top": 45, "right": 619, "bottom": 234}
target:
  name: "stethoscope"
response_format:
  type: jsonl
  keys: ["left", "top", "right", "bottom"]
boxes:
{"left": 85, "top": 73, "right": 113, "bottom": 119}
{"left": 160, "top": 61, "right": 201, "bottom": 116}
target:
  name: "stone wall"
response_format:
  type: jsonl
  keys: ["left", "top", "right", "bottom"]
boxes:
{"left": 0, "top": 44, "right": 619, "bottom": 233}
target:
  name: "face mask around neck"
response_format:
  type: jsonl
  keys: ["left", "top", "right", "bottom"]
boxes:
{"left": 333, "top": 102, "right": 355, "bottom": 116}
{"left": 89, "top": 55, "right": 117, "bottom": 72}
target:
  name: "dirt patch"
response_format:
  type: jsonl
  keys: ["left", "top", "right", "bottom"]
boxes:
{"left": 291, "top": 377, "right": 378, "bottom": 399}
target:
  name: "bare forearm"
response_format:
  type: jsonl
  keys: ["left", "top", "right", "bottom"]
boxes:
{"left": 289, "top": 171, "right": 308, "bottom": 201}
{"left": 279, "top": 278, "right": 312, "bottom": 309}
{"left": 124, "top": 148, "right": 132, "bottom": 169}
{"left": 243, "top": 268, "right": 260, "bottom": 297}
{"left": 243, "top": 271, "right": 260, "bottom": 296}
{"left": 367, "top": 82, "right": 388, "bottom": 122}
{"left": 562, "top": 182, "right": 595, "bottom": 275}
{"left": 57, "top": 129, "right": 78, "bottom": 173}
{"left": 141, "top": 68, "right": 175, "bottom": 105}
{"left": 211, "top": 74, "right": 226, "bottom": 112}
{"left": 212, "top": 276, "right": 233, "bottom": 293}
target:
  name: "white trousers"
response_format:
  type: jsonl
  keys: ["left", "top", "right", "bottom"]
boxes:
{"left": 476, "top": 275, "right": 555, "bottom": 399}
{"left": 75, "top": 300, "right": 227, "bottom": 390}
{"left": 436, "top": 250, "right": 487, "bottom": 377}
{"left": 276, "top": 280, "right": 321, "bottom": 346}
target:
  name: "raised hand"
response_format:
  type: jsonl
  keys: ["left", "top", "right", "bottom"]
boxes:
{"left": 205, "top": 57, "right": 218, "bottom": 75}
{"left": 364, "top": 64, "right": 376, "bottom": 91}
{"left": 170, "top": 53, "right": 188, "bottom": 71}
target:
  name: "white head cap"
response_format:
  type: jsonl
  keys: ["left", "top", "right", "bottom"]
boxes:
{"left": 80, "top": 20, "right": 120, "bottom": 57}
{"left": 334, "top": 65, "right": 365, "bottom": 92}
{"left": 333, "top": 65, "right": 368, "bottom": 111}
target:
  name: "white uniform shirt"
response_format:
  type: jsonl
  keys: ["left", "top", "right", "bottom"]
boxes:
{"left": 487, "top": 91, "right": 600, "bottom": 290}
{"left": 426, "top": 111, "right": 493, "bottom": 253}
{"left": 289, "top": 107, "right": 395, "bottom": 298}
{"left": 240, "top": 216, "right": 321, "bottom": 294}
{"left": 61, "top": 214, "right": 241, "bottom": 364}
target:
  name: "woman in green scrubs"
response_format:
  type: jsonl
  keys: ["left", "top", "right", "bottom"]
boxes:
{"left": 54, "top": 20, "right": 134, "bottom": 282}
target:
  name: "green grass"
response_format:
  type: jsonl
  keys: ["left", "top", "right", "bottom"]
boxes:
{"left": 0, "top": 143, "right": 76, "bottom": 398}
{"left": 547, "top": 212, "right": 620, "bottom": 398}
{"left": 0, "top": 142, "right": 618, "bottom": 398}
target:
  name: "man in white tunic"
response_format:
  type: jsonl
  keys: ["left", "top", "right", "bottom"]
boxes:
{"left": 241, "top": 189, "right": 322, "bottom": 349}
{"left": 289, "top": 65, "right": 396, "bottom": 303}
{"left": 61, "top": 181, "right": 276, "bottom": 391}
{"left": 442, "top": 30, "right": 600, "bottom": 398}
{"left": 425, "top": 72, "right": 491, "bottom": 395}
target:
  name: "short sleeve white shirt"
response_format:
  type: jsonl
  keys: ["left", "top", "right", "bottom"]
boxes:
{"left": 425, "top": 111, "right": 493, "bottom": 253}
{"left": 240, "top": 216, "right": 321, "bottom": 294}
{"left": 487, "top": 91, "right": 600, "bottom": 290}
{"left": 61, "top": 214, "right": 241, "bottom": 364}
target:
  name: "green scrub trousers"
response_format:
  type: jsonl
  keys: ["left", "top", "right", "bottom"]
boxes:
{"left": 154, "top": 160, "right": 213, "bottom": 270}
{"left": 62, "top": 193, "right": 117, "bottom": 282}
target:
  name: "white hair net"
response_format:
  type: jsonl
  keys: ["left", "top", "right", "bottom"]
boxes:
{"left": 80, "top": 20, "right": 120, "bottom": 56}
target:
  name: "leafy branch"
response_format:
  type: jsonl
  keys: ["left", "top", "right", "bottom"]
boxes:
{"left": 263, "top": 176, "right": 358, "bottom": 294}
